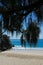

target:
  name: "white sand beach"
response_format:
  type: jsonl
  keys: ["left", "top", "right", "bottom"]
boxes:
{"left": 0, "top": 47, "right": 43, "bottom": 65}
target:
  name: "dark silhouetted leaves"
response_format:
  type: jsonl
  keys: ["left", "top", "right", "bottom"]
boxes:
{"left": 0, "top": 35, "right": 13, "bottom": 51}
{"left": 26, "top": 22, "right": 40, "bottom": 47}
{"left": 0, "top": 0, "right": 42, "bottom": 48}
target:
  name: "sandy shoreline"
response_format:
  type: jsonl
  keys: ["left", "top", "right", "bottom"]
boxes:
{"left": 0, "top": 48, "right": 43, "bottom": 65}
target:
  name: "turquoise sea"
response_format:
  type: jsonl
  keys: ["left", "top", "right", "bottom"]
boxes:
{"left": 10, "top": 39, "right": 43, "bottom": 48}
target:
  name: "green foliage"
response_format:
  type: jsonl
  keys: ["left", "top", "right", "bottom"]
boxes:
{"left": 20, "top": 21, "right": 40, "bottom": 47}
{"left": 1, "top": 0, "right": 42, "bottom": 34}
{"left": 0, "top": 0, "right": 43, "bottom": 48}
{"left": 26, "top": 22, "right": 40, "bottom": 47}
{"left": 0, "top": 35, "right": 13, "bottom": 51}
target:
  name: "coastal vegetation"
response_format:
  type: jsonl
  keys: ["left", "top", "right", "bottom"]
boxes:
{"left": 0, "top": 0, "right": 43, "bottom": 51}
{"left": 0, "top": 35, "right": 13, "bottom": 51}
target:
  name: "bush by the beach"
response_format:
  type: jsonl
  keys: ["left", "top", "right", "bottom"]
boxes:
{"left": 0, "top": 35, "right": 13, "bottom": 51}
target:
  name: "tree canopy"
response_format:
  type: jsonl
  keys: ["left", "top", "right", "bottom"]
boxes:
{"left": 0, "top": 0, "right": 43, "bottom": 47}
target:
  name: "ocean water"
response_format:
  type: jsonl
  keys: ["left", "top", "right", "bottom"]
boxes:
{"left": 10, "top": 39, "right": 43, "bottom": 48}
